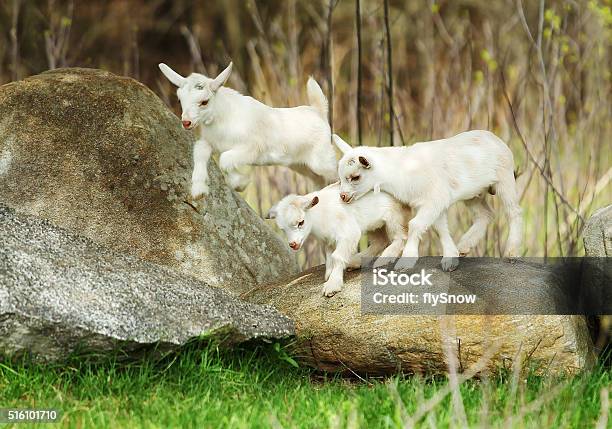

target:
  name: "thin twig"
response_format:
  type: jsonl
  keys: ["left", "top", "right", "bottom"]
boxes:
{"left": 595, "top": 388, "right": 610, "bottom": 429}
{"left": 440, "top": 318, "right": 468, "bottom": 428}
{"left": 355, "top": 0, "right": 363, "bottom": 145}
{"left": 326, "top": 0, "right": 338, "bottom": 131}
{"left": 500, "top": 70, "right": 584, "bottom": 223}
{"left": 383, "top": 0, "right": 394, "bottom": 145}
{"left": 10, "top": 0, "right": 22, "bottom": 81}
{"left": 180, "top": 25, "right": 206, "bottom": 74}
{"left": 393, "top": 340, "right": 503, "bottom": 427}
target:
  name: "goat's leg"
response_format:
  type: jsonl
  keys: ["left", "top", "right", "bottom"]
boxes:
{"left": 374, "top": 212, "right": 409, "bottom": 268}
{"left": 304, "top": 149, "right": 339, "bottom": 185}
{"left": 227, "top": 170, "right": 251, "bottom": 192}
{"left": 496, "top": 168, "right": 523, "bottom": 258}
{"left": 373, "top": 238, "right": 405, "bottom": 268}
{"left": 191, "top": 138, "right": 213, "bottom": 200}
{"left": 218, "top": 147, "right": 257, "bottom": 172}
{"left": 324, "top": 246, "right": 333, "bottom": 281}
{"left": 289, "top": 164, "right": 325, "bottom": 187}
{"left": 394, "top": 203, "right": 444, "bottom": 271}
{"left": 323, "top": 237, "right": 359, "bottom": 297}
{"left": 348, "top": 228, "right": 388, "bottom": 269}
{"left": 219, "top": 148, "right": 257, "bottom": 191}
{"left": 433, "top": 211, "right": 460, "bottom": 271}
{"left": 457, "top": 195, "right": 493, "bottom": 256}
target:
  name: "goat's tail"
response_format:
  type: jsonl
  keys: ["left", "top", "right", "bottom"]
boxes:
{"left": 306, "top": 77, "right": 328, "bottom": 121}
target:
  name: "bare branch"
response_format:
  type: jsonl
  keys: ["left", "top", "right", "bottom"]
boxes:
{"left": 10, "top": 0, "right": 22, "bottom": 80}
{"left": 326, "top": 0, "right": 338, "bottom": 131}
{"left": 180, "top": 25, "right": 206, "bottom": 74}
{"left": 500, "top": 70, "right": 584, "bottom": 223}
{"left": 355, "top": 0, "right": 363, "bottom": 145}
{"left": 383, "top": 0, "right": 394, "bottom": 146}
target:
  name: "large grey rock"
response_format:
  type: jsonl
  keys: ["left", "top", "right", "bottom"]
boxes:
{"left": 583, "top": 205, "right": 612, "bottom": 351}
{"left": 584, "top": 205, "right": 612, "bottom": 257}
{"left": 244, "top": 260, "right": 595, "bottom": 376}
{"left": 0, "top": 205, "right": 294, "bottom": 362}
{"left": 0, "top": 68, "right": 296, "bottom": 295}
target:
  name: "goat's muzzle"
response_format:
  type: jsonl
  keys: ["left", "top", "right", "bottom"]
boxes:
{"left": 289, "top": 241, "right": 300, "bottom": 250}
{"left": 182, "top": 120, "right": 192, "bottom": 129}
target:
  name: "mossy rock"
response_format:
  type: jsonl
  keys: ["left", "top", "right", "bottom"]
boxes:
{"left": 0, "top": 68, "right": 296, "bottom": 294}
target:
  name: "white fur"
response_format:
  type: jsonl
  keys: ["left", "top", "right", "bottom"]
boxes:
{"left": 334, "top": 130, "right": 523, "bottom": 271}
{"left": 268, "top": 183, "right": 409, "bottom": 297}
{"left": 159, "top": 62, "right": 338, "bottom": 199}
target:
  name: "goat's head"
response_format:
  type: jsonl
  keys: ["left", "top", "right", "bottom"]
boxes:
{"left": 158, "top": 62, "right": 233, "bottom": 129}
{"left": 333, "top": 134, "right": 377, "bottom": 203}
{"left": 266, "top": 194, "right": 319, "bottom": 251}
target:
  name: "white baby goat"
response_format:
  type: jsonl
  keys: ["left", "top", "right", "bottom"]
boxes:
{"left": 267, "top": 183, "right": 409, "bottom": 297}
{"left": 333, "top": 131, "right": 523, "bottom": 271}
{"left": 158, "top": 62, "right": 338, "bottom": 199}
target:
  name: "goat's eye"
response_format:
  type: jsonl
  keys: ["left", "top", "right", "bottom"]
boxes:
{"left": 352, "top": 175, "right": 360, "bottom": 182}
{"left": 200, "top": 99, "right": 209, "bottom": 107}
{"left": 297, "top": 220, "right": 304, "bottom": 228}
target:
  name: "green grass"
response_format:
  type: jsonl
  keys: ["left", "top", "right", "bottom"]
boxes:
{"left": 0, "top": 342, "right": 609, "bottom": 429}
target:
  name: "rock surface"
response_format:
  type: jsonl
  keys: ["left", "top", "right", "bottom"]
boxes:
{"left": 584, "top": 205, "right": 612, "bottom": 257}
{"left": 0, "top": 205, "right": 294, "bottom": 362}
{"left": 0, "top": 68, "right": 296, "bottom": 295}
{"left": 244, "top": 260, "right": 595, "bottom": 376}
{"left": 583, "top": 205, "right": 612, "bottom": 351}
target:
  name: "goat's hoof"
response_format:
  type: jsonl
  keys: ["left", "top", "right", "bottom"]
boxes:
{"left": 458, "top": 250, "right": 469, "bottom": 257}
{"left": 441, "top": 256, "right": 459, "bottom": 272}
{"left": 394, "top": 257, "right": 418, "bottom": 271}
{"left": 346, "top": 259, "right": 361, "bottom": 271}
{"left": 191, "top": 184, "right": 209, "bottom": 200}
{"left": 322, "top": 281, "right": 342, "bottom": 297}
{"left": 373, "top": 257, "right": 393, "bottom": 268}
{"left": 227, "top": 175, "right": 249, "bottom": 192}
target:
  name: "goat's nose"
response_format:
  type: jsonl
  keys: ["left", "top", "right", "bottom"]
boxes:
{"left": 289, "top": 241, "right": 300, "bottom": 250}
{"left": 182, "top": 120, "right": 192, "bottom": 129}
{"left": 340, "top": 192, "right": 348, "bottom": 202}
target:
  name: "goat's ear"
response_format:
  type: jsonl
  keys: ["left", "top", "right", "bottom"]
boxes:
{"left": 332, "top": 134, "right": 352, "bottom": 155}
{"left": 266, "top": 204, "right": 278, "bottom": 220}
{"left": 210, "top": 62, "right": 233, "bottom": 92}
{"left": 303, "top": 195, "right": 319, "bottom": 210}
{"left": 159, "top": 63, "right": 186, "bottom": 87}
{"left": 358, "top": 156, "right": 371, "bottom": 169}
